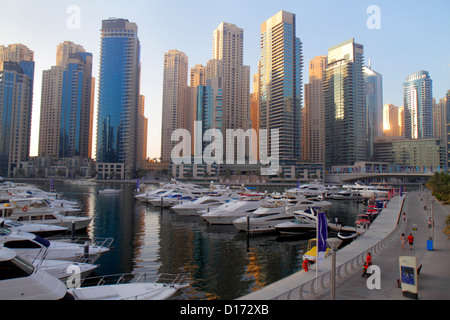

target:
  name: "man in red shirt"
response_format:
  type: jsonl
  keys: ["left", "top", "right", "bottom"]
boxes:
{"left": 407, "top": 233, "right": 414, "bottom": 250}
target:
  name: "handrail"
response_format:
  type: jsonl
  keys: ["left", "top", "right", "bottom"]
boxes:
{"left": 272, "top": 196, "right": 406, "bottom": 300}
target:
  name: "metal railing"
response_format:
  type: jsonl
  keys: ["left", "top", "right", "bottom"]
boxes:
{"left": 272, "top": 196, "right": 406, "bottom": 300}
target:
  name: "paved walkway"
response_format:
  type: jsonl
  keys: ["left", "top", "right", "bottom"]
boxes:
{"left": 239, "top": 191, "right": 450, "bottom": 300}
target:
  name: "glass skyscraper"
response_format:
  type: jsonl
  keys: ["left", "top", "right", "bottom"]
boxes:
{"left": 324, "top": 38, "right": 366, "bottom": 167}
{"left": 0, "top": 44, "right": 34, "bottom": 177}
{"left": 97, "top": 18, "right": 141, "bottom": 175}
{"left": 258, "top": 11, "right": 303, "bottom": 162}
{"left": 403, "top": 70, "right": 433, "bottom": 140}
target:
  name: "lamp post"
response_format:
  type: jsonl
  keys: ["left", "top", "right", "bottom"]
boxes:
{"left": 327, "top": 237, "right": 342, "bottom": 300}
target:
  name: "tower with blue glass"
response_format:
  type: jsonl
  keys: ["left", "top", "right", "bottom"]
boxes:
{"left": 97, "top": 18, "right": 141, "bottom": 177}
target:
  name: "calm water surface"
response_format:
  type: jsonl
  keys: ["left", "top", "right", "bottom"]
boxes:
{"left": 30, "top": 180, "right": 368, "bottom": 300}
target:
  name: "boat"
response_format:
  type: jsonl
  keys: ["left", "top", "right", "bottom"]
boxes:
{"left": 34, "top": 259, "right": 99, "bottom": 281}
{"left": 329, "top": 189, "right": 363, "bottom": 200}
{"left": 232, "top": 199, "right": 295, "bottom": 233}
{"left": 67, "top": 272, "right": 189, "bottom": 300}
{"left": 293, "top": 207, "right": 325, "bottom": 224}
{"left": 285, "top": 196, "right": 333, "bottom": 214}
{"left": 0, "top": 229, "right": 112, "bottom": 262}
{"left": 98, "top": 188, "right": 121, "bottom": 194}
{"left": 341, "top": 183, "right": 389, "bottom": 199}
{"left": 1, "top": 200, "right": 92, "bottom": 232}
{"left": 171, "top": 193, "right": 236, "bottom": 216}
{"left": 201, "top": 194, "right": 268, "bottom": 225}
{"left": 0, "top": 247, "right": 188, "bottom": 300}
{"left": 356, "top": 214, "right": 371, "bottom": 228}
{"left": 0, "top": 247, "right": 69, "bottom": 300}
{"left": 302, "top": 238, "right": 332, "bottom": 263}
{"left": 0, "top": 218, "right": 68, "bottom": 237}
{"left": 337, "top": 229, "right": 358, "bottom": 242}
{"left": 274, "top": 219, "right": 316, "bottom": 235}
{"left": 286, "top": 181, "right": 328, "bottom": 197}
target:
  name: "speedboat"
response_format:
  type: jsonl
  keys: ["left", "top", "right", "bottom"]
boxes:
{"left": 293, "top": 207, "right": 324, "bottom": 224}
{"left": 34, "top": 259, "right": 98, "bottom": 281}
{"left": 201, "top": 194, "right": 267, "bottom": 225}
{"left": 67, "top": 273, "right": 189, "bottom": 300}
{"left": 0, "top": 229, "right": 112, "bottom": 262}
{"left": 232, "top": 200, "right": 295, "bottom": 233}
{"left": 171, "top": 193, "right": 236, "bottom": 216}
{"left": 1, "top": 200, "right": 92, "bottom": 232}
{"left": 302, "top": 238, "right": 332, "bottom": 263}
{"left": 337, "top": 229, "right": 358, "bottom": 242}
{"left": 356, "top": 214, "right": 371, "bottom": 228}
{"left": 274, "top": 219, "right": 316, "bottom": 235}
{"left": 0, "top": 218, "right": 68, "bottom": 237}
{"left": 0, "top": 247, "right": 69, "bottom": 300}
{"left": 98, "top": 188, "right": 121, "bottom": 194}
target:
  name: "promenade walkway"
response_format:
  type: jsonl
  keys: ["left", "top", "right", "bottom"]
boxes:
{"left": 239, "top": 190, "right": 450, "bottom": 300}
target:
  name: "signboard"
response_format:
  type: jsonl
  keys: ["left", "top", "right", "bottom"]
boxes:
{"left": 399, "top": 256, "right": 418, "bottom": 299}
{"left": 412, "top": 224, "right": 418, "bottom": 232}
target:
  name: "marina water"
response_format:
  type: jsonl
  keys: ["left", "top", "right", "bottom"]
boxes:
{"left": 30, "top": 180, "right": 369, "bottom": 300}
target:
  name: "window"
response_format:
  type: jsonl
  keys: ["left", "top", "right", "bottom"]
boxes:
{"left": 0, "top": 255, "right": 34, "bottom": 280}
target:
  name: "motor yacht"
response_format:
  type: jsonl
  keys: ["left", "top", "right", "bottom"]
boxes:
{"left": 0, "top": 229, "right": 112, "bottom": 262}
{"left": 329, "top": 189, "right": 363, "bottom": 200}
{"left": 98, "top": 188, "right": 121, "bottom": 195}
{"left": 0, "top": 247, "right": 69, "bottom": 300}
{"left": 274, "top": 219, "right": 317, "bottom": 235}
{"left": 171, "top": 193, "right": 237, "bottom": 216}
{"left": 0, "top": 218, "right": 68, "bottom": 236}
{"left": 286, "top": 182, "right": 327, "bottom": 197}
{"left": 1, "top": 200, "right": 92, "bottom": 232}
{"left": 232, "top": 199, "right": 295, "bottom": 233}
{"left": 34, "top": 259, "right": 98, "bottom": 282}
{"left": 201, "top": 194, "right": 268, "bottom": 225}
{"left": 341, "top": 183, "right": 389, "bottom": 199}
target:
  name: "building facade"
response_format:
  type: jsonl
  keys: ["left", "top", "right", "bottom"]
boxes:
{"left": 258, "top": 10, "right": 303, "bottom": 162}
{"left": 364, "top": 63, "right": 383, "bottom": 159}
{"left": 324, "top": 38, "right": 366, "bottom": 168}
{"left": 403, "top": 70, "right": 433, "bottom": 140}
{"left": 96, "top": 18, "right": 141, "bottom": 177}
{"left": 302, "top": 55, "right": 327, "bottom": 164}
{"left": 0, "top": 44, "right": 35, "bottom": 177}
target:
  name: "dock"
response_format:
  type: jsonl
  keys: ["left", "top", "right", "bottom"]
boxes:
{"left": 238, "top": 190, "right": 450, "bottom": 300}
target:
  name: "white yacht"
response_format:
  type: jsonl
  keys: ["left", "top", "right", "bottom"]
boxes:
{"left": 285, "top": 196, "right": 333, "bottom": 214}
{"left": 0, "top": 218, "right": 68, "bottom": 236}
{"left": 293, "top": 207, "right": 323, "bottom": 224}
{"left": 1, "top": 199, "right": 92, "bottom": 231}
{"left": 0, "top": 247, "right": 69, "bottom": 300}
{"left": 232, "top": 200, "right": 295, "bottom": 233}
{"left": 342, "top": 183, "right": 389, "bottom": 199}
{"left": 0, "top": 229, "right": 112, "bottom": 262}
{"left": 201, "top": 194, "right": 267, "bottom": 225}
{"left": 330, "top": 189, "right": 363, "bottom": 200}
{"left": 34, "top": 259, "right": 98, "bottom": 281}
{"left": 274, "top": 219, "right": 317, "bottom": 235}
{"left": 171, "top": 193, "right": 237, "bottom": 216}
{"left": 286, "top": 182, "right": 328, "bottom": 197}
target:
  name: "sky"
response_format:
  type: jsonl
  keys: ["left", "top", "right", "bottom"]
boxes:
{"left": 1, "top": 0, "right": 449, "bottom": 159}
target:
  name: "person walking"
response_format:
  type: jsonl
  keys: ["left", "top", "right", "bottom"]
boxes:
{"left": 407, "top": 233, "right": 414, "bottom": 250}
{"left": 428, "top": 217, "right": 432, "bottom": 228}
{"left": 403, "top": 211, "right": 406, "bottom": 221}
{"left": 400, "top": 233, "right": 407, "bottom": 249}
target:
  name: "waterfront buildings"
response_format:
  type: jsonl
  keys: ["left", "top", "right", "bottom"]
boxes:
{"left": 364, "top": 63, "right": 383, "bottom": 159}
{"left": 0, "top": 44, "right": 35, "bottom": 177}
{"left": 403, "top": 70, "right": 433, "bottom": 140}
{"left": 96, "top": 18, "right": 141, "bottom": 178}
{"left": 258, "top": 11, "right": 303, "bottom": 162}
{"left": 39, "top": 41, "right": 94, "bottom": 159}
{"left": 324, "top": 38, "right": 366, "bottom": 167}
{"left": 302, "top": 55, "right": 327, "bottom": 164}
{"left": 161, "top": 49, "right": 189, "bottom": 163}
{"left": 382, "top": 103, "right": 404, "bottom": 137}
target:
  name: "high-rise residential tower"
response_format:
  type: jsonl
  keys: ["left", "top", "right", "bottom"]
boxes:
{"left": 258, "top": 11, "right": 303, "bottom": 162}
{"left": 364, "top": 63, "right": 383, "bottom": 159}
{"left": 403, "top": 70, "right": 433, "bottom": 140}
{"left": 39, "top": 41, "right": 93, "bottom": 159}
{"left": 96, "top": 18, "right": 141, "bottom": 176}
{"left": 0, "top": 44, "right": 35, "bottom": 176}
{"left": 324, "top": 38, "right": 366, "bottom": 167}
{"left": 302, "top": 55, "right": 327, "bottom": 163}
{"left": 161, "top": 50, "right": 189, "bottom": 163}
{"left": 211, "top": 22, "right": 251, "bottom": 162}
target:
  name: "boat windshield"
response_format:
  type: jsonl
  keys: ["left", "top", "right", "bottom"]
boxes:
{"left": 33, "top": 235, "right": 50, "bottom": 247}
{"left": 0, "top": 255, "right": 34, "bottom": 280}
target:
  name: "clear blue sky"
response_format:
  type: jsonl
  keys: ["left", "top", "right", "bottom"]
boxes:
{"left": 1, "top": 0, "right": 449, "bottom": 159}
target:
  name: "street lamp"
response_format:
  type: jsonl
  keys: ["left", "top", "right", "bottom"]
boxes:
{"left": 327, "top": 237, "right": 342, "bottom": 300}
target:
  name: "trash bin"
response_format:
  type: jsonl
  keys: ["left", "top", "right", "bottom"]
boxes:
{"left": 427, "top": 239, "right": 433, "bottom": 251}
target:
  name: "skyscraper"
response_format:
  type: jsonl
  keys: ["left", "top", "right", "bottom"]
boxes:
{"left": 403, "top": 70, "right": 433, "bottom": 139}
{"left": 302, "top": 55, "right": 327, "bottom": 164}
{"left": 96, "top": 18, "right": 141, "bottom": 176}
{"left": 39, "top": 42, "right": 93, "bottom": 159}
{"left": 0, "top": 44, "right": 35, "bottom": 176}
{"left": 258, "top": 11, "right": 303, "bottom": 162}
{"left": 324, "top": 38, "right": 366, "bottom": 167}
{"left": 364, "top": 63, "right": 383, "bottom": 159}
{"left": 211, "top": 22, "right": 250, "bottom": 162}
{"left": 161, "top": 49, "right": 189, "bottom": 163}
